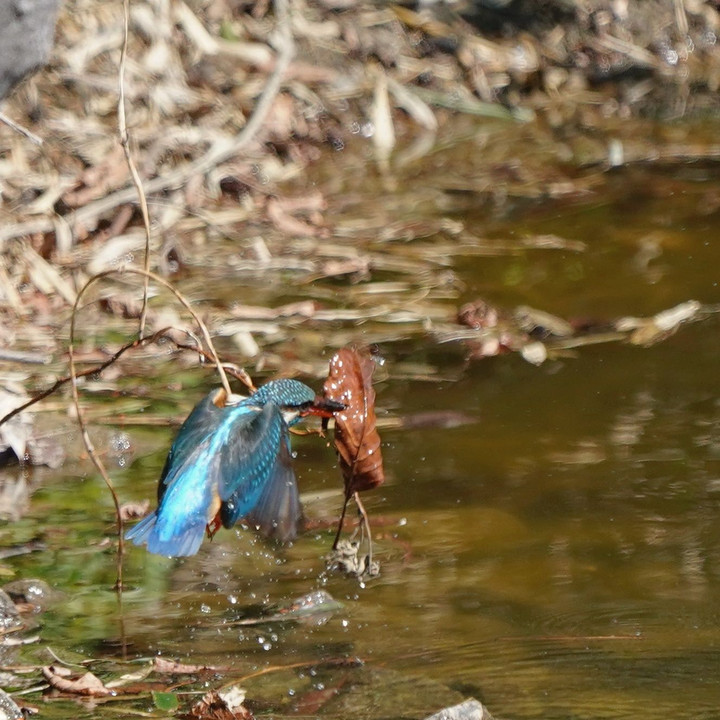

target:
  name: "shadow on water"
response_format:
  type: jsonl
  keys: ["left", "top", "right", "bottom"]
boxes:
{"left": 2, "top": 131, "right": 720, "bottom": 719}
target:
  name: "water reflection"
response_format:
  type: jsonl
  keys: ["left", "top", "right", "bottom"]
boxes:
{"left": 4, "top": 162, "right": 720, "bottom": 719}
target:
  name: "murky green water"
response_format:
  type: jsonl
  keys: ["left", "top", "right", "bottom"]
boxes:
{"left": 2, "top": 121, "right": 720, "bottom": 718}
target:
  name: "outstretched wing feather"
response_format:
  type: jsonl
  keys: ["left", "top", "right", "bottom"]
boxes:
{"left": 245, "top": 439, "right": 301, "bottom": 542}
{"left": 157, "top": 390, "right": 227, "bottom": 502}
{"left": 218, "top": 403, "right": 290, "bottom": 527}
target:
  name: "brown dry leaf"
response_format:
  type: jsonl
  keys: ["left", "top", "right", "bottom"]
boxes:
{"left": 323, "top": 346, "right": 385, "bottom": 498}
{"left": 98, "top": 295, "right": 148, "bottom": 320}
{"left": 513, "top": 305, "right": 574, "bottom": 338}
{"left": 61, "top": 145, "right": 128, "bottom": 208}
{"left": 457, "top": 299, "right": 503, "bottom": 329}
{"left": 319, "top": 258, "right": 371, "bottom": 280}
{"left": 266, "top": 197, "right": 324, "bottom": 238}
{"left": 229, "top": 300, "right": 317, "bottom": 320}
{"left": 41, "top": 665, "right": 111, "bottom": 697}
{"left": 272, "top": 191, "right": 326, "bottom": 215}
{"left": 185, "top": 688, "right": 252, "bottom": 720}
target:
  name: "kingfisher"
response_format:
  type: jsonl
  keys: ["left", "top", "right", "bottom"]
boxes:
{"left": 126, "top": 379, "right": 343, "bottom": 557}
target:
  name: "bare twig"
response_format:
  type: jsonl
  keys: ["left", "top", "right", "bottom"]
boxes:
{"left": 119, "top": 0, "right": 152, "bottom": 337}
{"left": 0, "top": 278, "right": 263, "bottom": 430}
{"left": 674, "top": 0, "right": 688, "bottom": 36}
{"left": 353, "top": 491, "right": 373, "bottom": 567}
{"left": 0, "top": 328, "right": 171, "bottom": 429}
{"left": 173, "top": 341, "right": 255, "bottom": 391}
{"left": 0, "top": 330, "right": 257, "bottom": 433}
{"left": 37, "top": 265, "right": 239, "bottom": 590}
{"left": 75, "top": 267, "right": 233, "bottom": 398}
{"left": 218, "top": 657, "right": 361, "bottom": 691}
{"left": 0, "top": 111, "right": 43, "bottom": 146}
{"left": 332, "top": 494, "right": 350, "bottom": 550}
{"left": 68, "top": 287, "right": 126, "bottom": 593}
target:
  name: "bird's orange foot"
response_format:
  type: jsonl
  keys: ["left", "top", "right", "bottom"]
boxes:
{"left": 206, "top": 513, "right": 222, "bottom": 540}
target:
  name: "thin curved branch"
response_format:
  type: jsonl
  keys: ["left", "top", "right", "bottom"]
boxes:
{"left": 82, "top": 267, "right": 233, "bottom": 398}
{"left": 0, "top": 328, "right": 171, "bottom": 428}
{"left": 68, "top": 283, "right": 125, "bottom": 592}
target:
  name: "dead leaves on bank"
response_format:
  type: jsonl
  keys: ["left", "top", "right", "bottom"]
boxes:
{"left": 39, "top": 658, "right": 253, "bottom": 719}
{"left": 36, "top": 654, "right": 369, "bottom": 719}
{"left": 442, "top": 297, "right": 716, "bottom": 366}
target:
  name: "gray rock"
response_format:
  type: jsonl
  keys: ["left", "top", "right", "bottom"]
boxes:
{"left": 0, "top": 689, "right": 22, "bottom": 720}
{"left": 425, "top": 699, "right": 495, "bottom": 720}
{"left": 4, "top": 578, "right": 58, "bottom": 610}
{"left": 0, "top": 591, "right": 20, "bottom": 632}
{"left": 0, "top": 0, "right": 61, "bottom": 101}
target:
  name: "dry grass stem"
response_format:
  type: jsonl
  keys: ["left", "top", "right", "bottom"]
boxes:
{"left": 118, "top": 0, "right": 152, "bottom": 338}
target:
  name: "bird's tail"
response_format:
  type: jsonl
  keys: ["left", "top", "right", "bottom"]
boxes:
{"left": 125, "top": 511, "right": 206, "bottom": 558}
{"left": 125, "top": 511, "right": 156, "bottom": 545}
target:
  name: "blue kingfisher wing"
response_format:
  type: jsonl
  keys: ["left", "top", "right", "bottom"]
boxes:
{"left": 218, "top": 403, "right": 301, "bottom": 540}
{"left": 127, "top": 432, "right": 222, "bottom": 558}
{"left": 128, "top": 389, "right": 232, "bottom": 557}
{"left": 244, "top": 438, "right": 301, "bottom": 542}
{"left": 157, "top": 389, "right": 227, "bottom": 502}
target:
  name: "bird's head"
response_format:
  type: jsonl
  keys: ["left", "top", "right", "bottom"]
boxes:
{"left": 252, "top": 379, "right": 345, "bottom": 425}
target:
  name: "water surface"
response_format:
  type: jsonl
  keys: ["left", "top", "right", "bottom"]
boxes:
{"left": 3, "top": 121, "right": 720, "bottom": 719}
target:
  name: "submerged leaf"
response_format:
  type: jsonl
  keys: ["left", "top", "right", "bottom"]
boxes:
{"left": 323, "top": 346, "right": 385, "bottom": 498}
{"left": 153, "top": 656, "right": 223, "bottom": 675}
{"left": 185, "top": 688, "right": 252, "bottom": 720}
{"left": 153, "top": 691, "right": 180, "bottom": 711}
{"left": 41, "top": 665, "right": 111, "bottom": 697}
